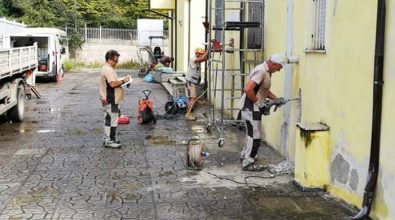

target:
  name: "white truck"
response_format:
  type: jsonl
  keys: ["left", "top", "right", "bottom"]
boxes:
{"left": 0, "top": 44, "right": 38, "bottom": 122}
{"left": 5, "top": 28, "right": 68, "bottom": 82}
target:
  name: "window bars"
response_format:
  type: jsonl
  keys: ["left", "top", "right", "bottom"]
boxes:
{"left": 312, "top": 0, "right": 326, "bottom": 50}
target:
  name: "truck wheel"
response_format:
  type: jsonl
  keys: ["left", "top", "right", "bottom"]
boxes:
{"left": 8, "top": 85, "right": 25, "bottom": 122}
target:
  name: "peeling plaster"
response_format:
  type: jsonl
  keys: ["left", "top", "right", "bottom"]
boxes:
{"left": 349, "top": 169, "right": 358, "bottom": 191}
{"left": 330, "top": 154, "right": 350, "bottom": 184}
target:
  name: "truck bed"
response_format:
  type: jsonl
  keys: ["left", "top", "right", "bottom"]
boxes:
{"left": 0, "top": 45, "right": 37, "bottom": 80}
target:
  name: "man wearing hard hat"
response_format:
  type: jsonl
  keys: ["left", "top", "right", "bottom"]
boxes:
{"left": 239, "top": 53, "right": 287, "bottom": 171}
{"left": 184, "top": 47, "right": 209, "bottom": 121}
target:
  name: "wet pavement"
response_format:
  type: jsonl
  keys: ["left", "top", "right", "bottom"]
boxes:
{"left": 0, "top": 69, "right": 356, "bottom": 219}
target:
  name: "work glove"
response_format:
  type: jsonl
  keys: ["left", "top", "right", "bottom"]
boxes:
{"left": 254, "top": 99, "right": 268, "bottom": 109}
{"left": 101, "top": 98, "right": 108, "bottom": 106}
{"left": 275, "top": 97, "right": 286, "bottom": 106}
{"left": 255, "top": 99, "right": 271, "bottom": 116}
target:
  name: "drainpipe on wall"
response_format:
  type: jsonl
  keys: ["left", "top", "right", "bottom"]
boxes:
{"left": 171, "top": 11, "right": 174, "bottom": 68}
{"left": 239, "top": 1, "right": 245, "bottom": 91}
{"left": 204, "top": 0, "right": 209, "bottom": 93}
{"left": 281, "top": 0, "right": 295, "bottom": 158}
{"left": 175, "top": 0, "right": 178, "bottom": 70}
{"left": 353, "top": 0, "right": 386, "bottom": 219}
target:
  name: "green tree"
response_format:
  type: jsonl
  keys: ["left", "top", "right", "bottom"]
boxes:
{"left": 0, "top": 0, "right": 165, "bottom": 29}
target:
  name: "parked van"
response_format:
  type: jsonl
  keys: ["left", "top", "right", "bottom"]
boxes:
{"left": 3, "top": 28, "right": 68, "bottom": 82}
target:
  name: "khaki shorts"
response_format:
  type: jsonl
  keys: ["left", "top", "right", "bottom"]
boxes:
{"left": 185, "top": 81, "right": 197, "bottom": 98}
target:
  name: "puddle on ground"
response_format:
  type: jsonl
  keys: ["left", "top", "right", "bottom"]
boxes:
{"left": 90, "top": 128, "right": 101, "bottom": 135}
{"left": 31, "top": 186, "right": 60, "bottom": 198}
{"left": 13, "top": 187, "right": 60, "bottom": 206}
{"left": 17, "top": 123, "right": 34, "bottom": 133}
{"left": 37, "top": 129, "right": 56, "bottom": 133}
{"left": 33, "top": 107, "right": 61, "bottom": 113}
{"left": 145, "top": 135, "right": 176, "bottom": 145}
{"left": 65, "top": 130, "right": 88, "bottom": 137}
{"left": 125, "top": 182, "right": 144, "bottom": 190}
{"left": 68, "top": 92, "right": 81, "bottom": 95}
{"left": 36, "top": 100, "right": 47, "bottom": 104}
{"left": 124, "top": 192, "right": 140, "bottom": 202}
{"left": 13, "top": 195, "right": 39, "bottom": 206}
{"left": 14, "top": 148, "right": 47, "bottom": 155}
{"left": 191, "top": 125, "right": 206, "bottom": 133}
{"left": 159, "top": 171, "right": 174, "bottom": 177}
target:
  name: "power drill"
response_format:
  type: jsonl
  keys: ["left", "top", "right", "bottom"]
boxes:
{"left": 260, "top": 98, "right": 299, "bottom": 116}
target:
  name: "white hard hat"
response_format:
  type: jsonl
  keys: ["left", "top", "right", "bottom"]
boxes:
{"left": 269, "top": 53, "right": 287, "bottom": 66}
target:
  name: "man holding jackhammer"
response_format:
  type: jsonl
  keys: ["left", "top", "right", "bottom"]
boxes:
{"left": 99, "top": 50, "right": 131, "bottom": 148}
{"left": 240, "top": 53, "right": 287, "bottom": 171}
{"left": 184, "top": 47, "right": 209, "bottom": 121}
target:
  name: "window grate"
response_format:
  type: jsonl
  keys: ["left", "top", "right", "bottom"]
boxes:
{"left": 312, "top": 0, "right": 326, "bottom": 50}
{"left": 214, "top": 0, "right": 224, "bottom": 41}
{"left": 247, "top": 1, "right": 263, "bottom": 49}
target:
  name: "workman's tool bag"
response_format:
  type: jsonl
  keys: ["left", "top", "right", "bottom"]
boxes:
{"left": 118, "top": 115, "right": 130, "bottom": 124}
{"left": 136, "top": 90, "right": 156, "bottom": 124}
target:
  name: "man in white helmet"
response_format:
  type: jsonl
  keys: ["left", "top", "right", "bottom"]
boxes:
{"left": 239, "top": 53, "right": 287, "bottom": 171}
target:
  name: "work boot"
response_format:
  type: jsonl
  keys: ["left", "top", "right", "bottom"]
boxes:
{"left": 102, "top": 139, "right": 121, "bottom": 145}
{"left": 242, "top": 163, "right": 266, "bottom": 172}
{"left": 103, "top": 140, "right": 121, "bottom": 149}
{"left": 185, "top": 114, "right": 197, "bottom": 121}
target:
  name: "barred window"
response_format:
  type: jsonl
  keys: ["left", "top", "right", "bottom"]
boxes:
{"left": 214, "top": 0, "right": 224, "bottom": 41}
{"left": 247, "top": 2, "right": 263, "bottom": 49}
{"left": 311, "top": 0, "right": 327, "bottom": 50}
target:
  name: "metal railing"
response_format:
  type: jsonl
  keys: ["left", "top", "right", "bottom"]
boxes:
{"left": 64, "top": 27, "right": 169, "bottom": 44}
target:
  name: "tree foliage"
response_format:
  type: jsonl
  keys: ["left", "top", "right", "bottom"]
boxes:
{"left": 0, "top": 0, "right": 165, "bottom": 29}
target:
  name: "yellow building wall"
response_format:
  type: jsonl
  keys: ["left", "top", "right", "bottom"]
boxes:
{"left": 174, "top": 0, "right": 207, "bottom": 72}
{"left": 262, "top": 0, "right": 287, "bottom": 154}
{"left": 264, "top": 0, "right": 395, "bottom": 219}
{"left": 189, "top": 0, "right": 206, "bottom": 60}
{"left": 175, "top": 0, "right": 186, "bottom": 71}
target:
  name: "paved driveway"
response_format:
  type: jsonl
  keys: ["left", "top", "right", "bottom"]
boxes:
{"left": 0, "top": 69, "right": 355, "bottom": 219}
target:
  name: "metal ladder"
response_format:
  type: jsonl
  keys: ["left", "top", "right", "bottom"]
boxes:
{"left": 206, "top": 0, "right": 264, "bottom": 147}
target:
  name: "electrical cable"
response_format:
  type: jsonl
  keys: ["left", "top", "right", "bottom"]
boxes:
{"left": 204, "top": 168, "right": 276, "bottom": 187}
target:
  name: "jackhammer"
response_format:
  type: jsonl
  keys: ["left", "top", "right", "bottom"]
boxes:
{"left": 260, "top": 98, "right": 299, "bottom": 116}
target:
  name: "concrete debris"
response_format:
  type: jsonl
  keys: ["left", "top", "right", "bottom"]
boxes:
{"left": 266, "top": 160, "right": 295, "bottom": 175}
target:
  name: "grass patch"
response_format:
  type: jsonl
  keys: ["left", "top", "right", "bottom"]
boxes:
{"left": 64, "top": 60, "right": 141, "bottom": 71}
{"left": 64, "top": 59, "right": 74, "bottom": 72}
{"left": 117, "top": 60, "right": 141, "bottom": 69}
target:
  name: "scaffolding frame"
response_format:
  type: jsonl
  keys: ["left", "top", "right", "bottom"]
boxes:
{"left": 206, "top": 0, "right": 264, "bottom": 147}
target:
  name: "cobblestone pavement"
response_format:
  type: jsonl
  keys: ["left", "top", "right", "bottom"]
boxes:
{"left": 0, "top": 69, "right": 356, "bottom": 219}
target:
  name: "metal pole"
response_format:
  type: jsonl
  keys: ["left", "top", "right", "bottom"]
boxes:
{"left": 220, "top": 0, "right": 225, "bottom": 139}
{"left": 84, "top": 23, "right": 87, "bottom": 42}
{"left": 208, "top": 0, "right": 212, "bottom": 104}
{"left": 99, "top": 26, "right": 102, "bottom": 44}
{"left": 281, "top": 0, "right": 294, "bottom": 158}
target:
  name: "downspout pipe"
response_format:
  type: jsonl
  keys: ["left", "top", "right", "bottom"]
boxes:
{"left": 175, "top": 0, "right": 178, "bottom": 70}
{"left": 353, "top": 0, "right": 386, "bottom": 219}
{"left": 204, "top": 0, "right": 209, "bottom": 93}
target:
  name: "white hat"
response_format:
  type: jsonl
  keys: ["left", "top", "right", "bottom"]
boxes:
{"left": 269, "top": 53, "right": 287, "bottom": 66}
